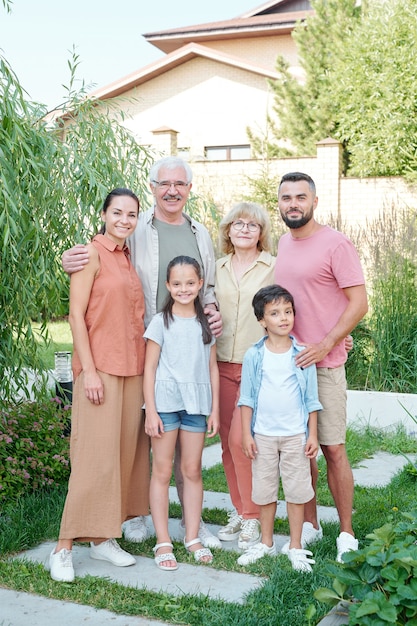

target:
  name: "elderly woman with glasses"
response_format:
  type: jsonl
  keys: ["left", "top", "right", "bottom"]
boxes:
{"left": 215, "top": 202, "right": 275, "bottom": 554}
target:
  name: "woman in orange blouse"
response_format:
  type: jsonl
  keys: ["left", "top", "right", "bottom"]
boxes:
{"left": 47, "top": 188, "right": 146, "bottom": 582}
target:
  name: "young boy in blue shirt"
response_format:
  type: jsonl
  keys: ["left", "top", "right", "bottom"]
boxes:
{"left": 237, "top": 284, "right": 322, "bottom": 572}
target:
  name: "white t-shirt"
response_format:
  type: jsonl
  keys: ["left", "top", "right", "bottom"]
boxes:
{"left": 254, "top": 345, "right": 305, "bottom": 437}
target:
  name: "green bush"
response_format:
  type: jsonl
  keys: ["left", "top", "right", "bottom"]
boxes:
{"left": 0, "top": 398, "right": 70, "bottom": 503}
{"left": 314, "top": 510, "right": 417, "bottom": 625}
{"left": 344, "top": 204, "right": 417, "bottom": 393}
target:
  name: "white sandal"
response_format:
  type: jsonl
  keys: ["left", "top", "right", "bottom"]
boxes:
{"left": 152, "top": 542, "right": 178, "bottom": 571}
{"left": 184, "top": 538, "right": 213, "bottom": 563}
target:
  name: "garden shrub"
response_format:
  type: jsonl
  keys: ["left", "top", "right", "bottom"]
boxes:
{"left": 0, "top": 397, "right": 70, "bottom": 503}
{"left": 314, "top": 510, "right": 417, "bottom": 625}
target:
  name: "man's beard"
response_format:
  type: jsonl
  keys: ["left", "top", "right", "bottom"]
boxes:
{"left": 280, "top": 207, "right": 314, "bottom": 229}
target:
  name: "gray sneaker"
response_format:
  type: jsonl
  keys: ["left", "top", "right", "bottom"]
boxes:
{"left": 122, "top": 516, "right": 149, "bottom": 542}
{"left": 180, "top": 519, "right": 222, "bottom": 549}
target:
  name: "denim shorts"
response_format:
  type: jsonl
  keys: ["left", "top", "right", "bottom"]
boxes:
{"left": 158, "top": 410, "right": 207, "bottom": 433}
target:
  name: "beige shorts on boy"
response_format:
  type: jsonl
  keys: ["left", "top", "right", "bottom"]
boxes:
{"left": 252, "top": 433, "right": 314, "bottom": 505}
{"left": 317, "top": 365, "right": 347, "bottom": 445}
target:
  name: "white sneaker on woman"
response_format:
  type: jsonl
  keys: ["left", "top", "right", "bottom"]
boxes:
{"left": 90, "top": 538, "right": 136, "bottom": 566}
{"left": 48, "top": 548, "right": 75, "bottom": 582}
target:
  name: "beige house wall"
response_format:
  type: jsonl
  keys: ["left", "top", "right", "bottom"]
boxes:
{"left": 109, "top": 57, "right": 275, "bottom": 160}
{"left": 202, "top": 34, "right": 299, "bottom": 71}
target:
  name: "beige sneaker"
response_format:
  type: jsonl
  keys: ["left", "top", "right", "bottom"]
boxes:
{"left": 217, "top": 511, "right": 243, "bottom": 541}
{"left": 238, "top": 518, "right": 261, "bottom": 550}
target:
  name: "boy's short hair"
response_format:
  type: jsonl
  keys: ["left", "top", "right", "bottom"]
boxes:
{"left": 252, "top": 284, "right": 295, "bottom": 321}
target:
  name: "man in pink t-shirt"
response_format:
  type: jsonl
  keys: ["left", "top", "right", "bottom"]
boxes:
{"left": 274, "top": 172, "right": 368, "bottom": 562}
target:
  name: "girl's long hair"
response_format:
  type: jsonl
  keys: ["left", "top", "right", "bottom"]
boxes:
{"left": 162, "top": 255, "right": 212, "bottom": 345}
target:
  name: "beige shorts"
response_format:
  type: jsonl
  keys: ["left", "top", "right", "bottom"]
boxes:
{"left": 252, "top": 433, "right": 314, "bottom": 505}
{"left": 317, "top": 365, "right": 347, "bottom": 445}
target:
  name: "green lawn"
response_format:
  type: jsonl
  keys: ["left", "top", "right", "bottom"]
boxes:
{"left": 33, "top": 320, "right": 73, "bottom": 368}
{"left": 1, "top": 423, "right": 416, "bottom": 625}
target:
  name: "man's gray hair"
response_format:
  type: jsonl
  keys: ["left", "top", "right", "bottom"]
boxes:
{"left": 149, "top": 156, "right": 193, "bottom": 184}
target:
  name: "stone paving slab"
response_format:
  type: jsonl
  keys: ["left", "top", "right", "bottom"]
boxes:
{"left": 0, "top": 588, "right": 167, "bottom": 626}
{"left": 13, "top": 532, "right": 264, "bottom": 605}
{"left": 351, "top": 451, "right": 416, "bottom": 487}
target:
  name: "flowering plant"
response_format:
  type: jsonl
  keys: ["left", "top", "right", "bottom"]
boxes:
{"left": 0, "top": 397, "right": 71, "bottom": 502}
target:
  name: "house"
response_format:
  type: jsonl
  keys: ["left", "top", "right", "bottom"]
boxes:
{"left": 90, "top": 1, "right": 312, "bottom": 161}
{"left": 88, "top": 1, "right": 417, "bottom": 224}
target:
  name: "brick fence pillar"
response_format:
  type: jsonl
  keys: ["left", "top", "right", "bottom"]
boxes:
{"left": 151, "top": 126, "right": 178, "bottom": 157}
{"left": 315, "top": 138, "right": 343, "bottom": 227}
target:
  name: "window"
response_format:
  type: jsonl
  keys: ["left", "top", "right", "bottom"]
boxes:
{"left": 177, "top": 148, "right": 190, "bottom": 160}
{"left": 205, "top": 145, "right": 251, "bottom": 161}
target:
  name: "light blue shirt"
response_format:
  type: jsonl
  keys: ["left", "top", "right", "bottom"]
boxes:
{"left": 238, "top": 335, "right": 323, "bottom": 435}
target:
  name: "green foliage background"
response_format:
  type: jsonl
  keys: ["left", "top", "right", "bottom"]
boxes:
{"left": 249, "top": 0, "right": 417, "bottom": 179}
{"left": 0, "top": 53, "right": 156, "bottom": 403}
{"left": 0, "top": 48, "right": 220, "bottom": 405}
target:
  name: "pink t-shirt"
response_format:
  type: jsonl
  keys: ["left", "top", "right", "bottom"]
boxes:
{"left": 274, "top": 226, "right": 365, "bottom": 368}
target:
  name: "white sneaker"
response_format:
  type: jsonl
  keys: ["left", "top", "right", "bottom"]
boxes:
{"left": 237, "top": 542, "right": 276, "bottom": 566}
{"left": 288, "top": 548, "right": 315, "bottom": 573}
{"left": 238, "top": 518, "right": 261, "bottom": 550}
{"left": 281, "top": 522, "right": 323, "bottom": 554}
{"left": 198, "top": 520, "right": 222, "bottom": 549}
{"left": 336, "top": 532, "right": 358, "bottom": 562}
{"left": 217, "top": 511, "right": 244, "bottom": 541}
{"left": 90, "top": 538, "right": 136, "bottom": 566}
{"left": 179, "top": 519, "right": 221, "bottom": 549}
{"left": 122, "top": 516, "right": 149, "bottom": 542}
{"left": 48, "top": 548, "right": 75, "bottom": 582}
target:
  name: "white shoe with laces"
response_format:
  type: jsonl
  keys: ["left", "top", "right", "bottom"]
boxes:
{"left": 217, "top": 511, "right": 244, "bottom": 541}
{"left": 237, "top": 541, "right": 276, "bottom": 566}
{"left": 90, "top": 538, "right": 136, "bottom": 566}
{"left": 122, "top": 516, "right": 149, "bottom": 542}
{"left": 48, "top": 548, "right": 75, "bottom": 582}
{"left": 238, "top": 518, "right": 261, "bottom": 550}
{"left": 288, "top": 548, "right": 315, "bottom": 573}
{"left": 281, "top": 522, "right": 323, "bottom": 554}
{"left": 336, "top": 531, "right": 358, "bottom": 562}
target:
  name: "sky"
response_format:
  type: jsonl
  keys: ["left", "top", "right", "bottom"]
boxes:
{"left": 0, "top": 0, "right": 260, "bottom": 110}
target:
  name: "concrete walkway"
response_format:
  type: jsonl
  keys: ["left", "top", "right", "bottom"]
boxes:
{"left": 2, "top": 445, "right": 415, "bottom": 626}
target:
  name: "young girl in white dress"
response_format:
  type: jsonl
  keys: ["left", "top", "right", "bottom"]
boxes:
{"left": 144, "top": 255, "right": 220, "bottom": 571}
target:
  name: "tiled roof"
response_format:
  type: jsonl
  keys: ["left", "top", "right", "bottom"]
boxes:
{"left": 144, "top": 10, "right": 312, "bottom": 53}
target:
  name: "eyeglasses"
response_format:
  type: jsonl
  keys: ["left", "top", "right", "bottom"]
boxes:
{"left": 151, "top": 180, "right": 190, "bottom": 190}
{"left": 231, "top": 220, "right": 261, "bottom": 232}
